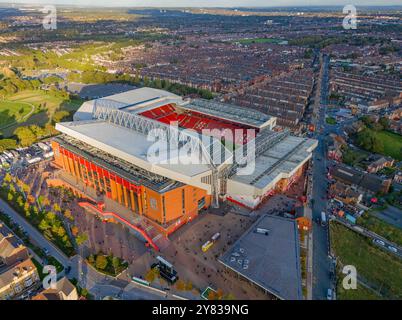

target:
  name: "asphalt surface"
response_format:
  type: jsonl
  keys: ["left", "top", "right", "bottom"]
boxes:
{"left": 373, "top": 206, "right": 402, "bottom": 229}
{"left": 311, "top": 54, "right": 333, "bottom": 300}
{"left": 0, "top": 198, "right": 71, "bottom": 267}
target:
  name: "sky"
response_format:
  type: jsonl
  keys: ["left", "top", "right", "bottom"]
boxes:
{"left": 1, "top": 0, "right": 401, "bottom": 7}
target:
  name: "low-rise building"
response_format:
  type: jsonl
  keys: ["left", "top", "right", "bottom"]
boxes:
{"left": 330, "top": 164, "right": 392, "bottom": 195}
{"left": 32, "top": 277, "right": 78, "bottom": 300}
{"left": 0, "top": 224, "right": 40, "bottom": 300}
{"left": 219, "top": 215, "right": 302, "bottom": 300}
{"left": 367, "top": 156, "right": 395, "bottom": 174}
{"left": 329, "top": 181, "right": 363, "bottom": 205}
{"left": 327, "top": 134, "right": 346, "bottom": 161}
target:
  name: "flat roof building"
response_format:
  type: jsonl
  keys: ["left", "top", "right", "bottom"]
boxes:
{"left": 219, "top": 215, "right": 302, "bottom": 300}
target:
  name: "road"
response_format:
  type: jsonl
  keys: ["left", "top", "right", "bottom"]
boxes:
{"left": 76, "top": 250, "right": 169, "bottom": 300}
{"left": 0, "top": 197, "right": 171, "bottom": 300}
{"left": 311, "top": 54, "right": 333, "bottom": 300}
{"left": 0, "top": 198, "right": 71, "bottom": 267}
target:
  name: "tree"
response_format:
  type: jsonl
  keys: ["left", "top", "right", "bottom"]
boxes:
{"left": 207, "top": 290, "right": 217, "bottom": 300}
{"left": 76, "top": 233, "right": 88, "bottom": 246}
{"left": 224, "top": 293, "right": 235, "bottom": 300}
{"left": 71, "top": 226, "right": 79, "bottom": 236}
{"left": 216, "top": 288, "right": 224, "bottom": 300}
{"left": 3, "top": 173, "right": 13, "bottom": 183}
{"left": 88, "top": 254, "right": 95, "bottom": 265}
{"left": 39, "top": 219, "right": 50, "bottom": 231}
{"left": 57, "top": 226, "right": 66, "bottom": 238}
{"left": 23, "top": 202, "right": 30, "bottom": 214}
{"left": 64, "top": 209, "right": 74, "bottom": 221}
{"left": 378, "top": 117, "right": 390, "bottom": 130}
{"left": 53, "top": 203, "right": 61, "bottom": 212}
{"left": 185, "top": 281, "right": 193, "bottom": 291}
{"left": 95, "top": 255, "right": 108, "bottom": 270}
{"left": 52, "top": 110, "right": 70, "bottom": 123}
{"left": 45, "top": 211, "right": 56, "bottom": 222}
{"left": 27, "top": 195, "right": 36, "bottom": 204}
{"left": 175, "top": 279, "right": 186, "bottom": 291}
{"left": 13, "top": 126, "right": 36, "bottom": 147}
{"left": 0, "top": 139, "right": 17, "bottom": 152}
{"left": 112, "top": 256, "right": 120, "bottom": 272}
{"left": 356, "top": 128, "right": 384, "bottom": 154}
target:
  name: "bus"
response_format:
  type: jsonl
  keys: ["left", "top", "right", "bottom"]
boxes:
{"left": 321, "top": 212, "right": 327, "bottom": 226}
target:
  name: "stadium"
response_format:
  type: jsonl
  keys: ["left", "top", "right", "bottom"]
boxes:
{"left": 50, "top": 87, "right": 317, "bottom": 248}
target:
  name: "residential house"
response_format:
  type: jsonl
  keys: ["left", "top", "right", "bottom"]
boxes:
{"left": 32, "top": 277, "right": 78, "bottom": 300}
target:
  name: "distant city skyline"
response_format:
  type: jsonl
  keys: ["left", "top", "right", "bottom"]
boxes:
{"left": 1, "top": 0, "right": 402, "bottom": 8}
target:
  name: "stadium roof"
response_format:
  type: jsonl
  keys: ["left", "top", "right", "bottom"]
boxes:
{"left": 73, "top": 87, "right": 276, "bottom": 130}
{"left": 73, "top": 87, "right": 183, "bottom": 121}
{"left": 219, "top": 215, "right": 302, "bottom": 300}
{"left": 62, "top": 87, "right": 317, "bottom": 196}
{"left": 229, "top": 135, "right": 317, "bottom": 194}
{"left": 55, "top": 136, "right": 183, "bottom": 192}
{"left": 55, "top": 119, "right": 231, "bottom": 192}
{"left": 184, "top": 99, "right": 275, "bottom": 129}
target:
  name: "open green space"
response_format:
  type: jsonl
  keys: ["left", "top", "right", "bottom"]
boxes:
{"left": 330, "top": 221, "right": 402, "bottom": 299}
{"left": 0, "top": 100, "right": 33, "bottom": 128}
{"left": 87, "top": 253, "right": 128, "bottom": 277}
{"left": 375, "top": 130, "right": 402, "bottom": 161}
{"left": 325, "top": 117, "right": 337, "bottom": 125}
{"left": 357, "top": 212, "right": 402, "bottom": 247}
{"left": 0, "top": 90, "right": 82, "bottom": 137}
{"left": 336, "top": 280, "right": 383, "bottom": 300}
{"left": 356, "top": 128, "right": 402, "bottom": 161}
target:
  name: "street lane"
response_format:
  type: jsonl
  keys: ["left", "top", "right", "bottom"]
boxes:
{"left": 0, "top": 198, "right": 70, "bottom": 267}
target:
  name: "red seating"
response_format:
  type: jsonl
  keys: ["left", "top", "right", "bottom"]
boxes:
{"left": 140, "top": 105, "right": 255, "bottom": 145}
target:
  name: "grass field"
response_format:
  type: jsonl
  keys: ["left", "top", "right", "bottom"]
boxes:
{"left": 358, "top": 212, "right": 402, "bottom": 246}
{"left": 0, "top": 90, "right": 83, "bottom": 137}
{"left": 376, "top": 130, "right": 402, "bottom": 160}
{"left": 336, "top": 280, "right": 383, "bottom": 300}
{"left": 330, "top": 221, "right": 402, "bottom": 299}
{"left": 325, "top": 117, "right": 337, "bottom": 125}
{"left": 0, "top": 100, "right": 34, "bottom": 128}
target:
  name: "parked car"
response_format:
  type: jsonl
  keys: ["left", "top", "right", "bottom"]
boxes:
{"left": 327, "top": 288, "right": 333, "bottom": 300}
{"left": 373, "top": 239, "right": 385, "bottom": 246}
{"left": 388, "top": 246, "right": 397, "bottom": 253}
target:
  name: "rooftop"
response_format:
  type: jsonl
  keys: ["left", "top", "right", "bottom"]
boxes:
{"left": 219, "top": 214, "right": 302, "bottom": 300}
{"left": 231, "top": 135, "right": 317, "bottom": 190}
{"left": 184, "top": 99, "right": 274, "bottom": 129}
{"left": 55, "top": 120, "right": 225, "bottom": 179}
